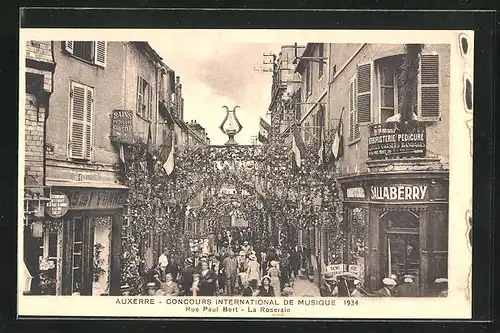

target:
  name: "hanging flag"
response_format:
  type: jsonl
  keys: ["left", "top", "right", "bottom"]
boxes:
{"left": 119, "top": 143, "right": 127, "bottom": 173}
{"left": 146, "top": 124, "right": 155, "bottom": 174}
{"left": 332, "top": 108, "right": 345, "bottom": 161}
{"left": 317, "top": 107, "right": 326, "bottom": 165}
{"left": 162, "top": 129, "right": 175, "bottom": 176}
{"left": 258, "top": 117, "right": 272, "bottom": 144}
{"left": 292, "top": 127, "right": 307, "bottom": 169}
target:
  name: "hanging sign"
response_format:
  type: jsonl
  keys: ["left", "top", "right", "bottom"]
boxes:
{"left": 111, "top": 109, "right": 133, "bottom": 144}
{"left": 45, "top": 191, "right": 70, "bottom": 218}
{"left": 370, "top": 185, "right": 429, "bottom": 201}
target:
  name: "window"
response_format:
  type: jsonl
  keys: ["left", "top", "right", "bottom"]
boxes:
{"left": 64, "top": 41, "right": 107, "bottom": 67}
{"left": 318, "top": 44, "right": 324, "bottom": 78}
{"left": 305, "top": 64, "right": 312, "bottom": 98}
{"left": 72, "top": 217, "right": 84, "bottom": 294}
{"left": 69, "top": 82, "right": 93, "bottom": 160}
{"left": 348, "top": 77, "right": 360, "bottom": 143}
{"left": 137, "top": 76, "right": 153, "bottom": 120}
{"left": 374, "top": 53, "right": 440, "bottom": 123}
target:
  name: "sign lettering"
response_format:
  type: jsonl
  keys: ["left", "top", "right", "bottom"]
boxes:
{"left": 368, "top": 126, "right": 426, "bottom": 159}
{"left": 67, "top": 189, "right": 127, "bottom": 210}
{"left": 370, "top": 185, "right": 428, "bottom": 201}
{"left": 111, "top": 109, "right": 133, "bottom": 144}
{"left": 45, "top": 192, "right": 70, "bottom": 218}
{"left": 346, "top": 187, "right": 365, "bottom": 199}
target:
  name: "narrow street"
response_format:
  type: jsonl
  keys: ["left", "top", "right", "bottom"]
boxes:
{"left": 292, "top": 276, "right": 320, "bottom": 297}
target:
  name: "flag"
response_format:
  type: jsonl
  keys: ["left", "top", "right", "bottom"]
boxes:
{"left": 317, "top": 107, "right": 325, "bottom": 165}
{"left": 292, "top": 127, "right": 307, "bottom": 169}
{"left": 146, "top": 124, "right": 155, "bottom": 174}
{"left": 258, "top": 117, "right": 272, "bottom": 144}
{"left": 119, "top": 143, "right": 127, "bottom": 173}
{"left": 162, "top": 129, "right": 175, "bottom": 176}
{"left": 332, "top": 108, "right": 345, "bottom": 160}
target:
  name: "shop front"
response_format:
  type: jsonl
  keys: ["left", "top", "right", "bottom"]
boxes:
{"left": 43, "top": 184, "right": 128, "bottom": 296}
{"left": 340, "top": 171, "right": 449, "bottom": 296}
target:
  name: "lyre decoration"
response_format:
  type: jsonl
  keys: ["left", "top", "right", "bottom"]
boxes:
{"left": 219, "top": 105, "right": 243, "bottom": 145}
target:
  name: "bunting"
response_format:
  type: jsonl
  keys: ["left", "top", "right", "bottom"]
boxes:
{"left": 258, "top": 117, "right": 272, "bottom": 144}
{"left": 162, "top": 129, "right": 175, "bottom": 176}
{"left": 292, "top": 127, "right": 307, "bottom": 170}
{"left": 332, "top": 108, "right": 345, "bottom": 161}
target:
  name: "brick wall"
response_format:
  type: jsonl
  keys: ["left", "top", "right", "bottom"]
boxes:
{"left": 26, "top": 41, "right": 54, "bottom": 64}
{"left": 25, "top": 93, "right": 45, "bottom": 192}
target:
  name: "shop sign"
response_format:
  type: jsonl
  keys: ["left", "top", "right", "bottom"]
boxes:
{"left": 346, "top": 187, "right": 365, "bottom": 200}
{"left": 348, "top": 265, "right": 362, "bottom": 279}
{"left": 68, "top": 189, "right": 127, "bottom": 210}
{"left": 370, "top": 185, "right": 428, "bottom": 201}
{"left": 111, "top": 109, "right": 133, "bottom": 144}
{"left": 368, "top": 128, "right": 426, "bottom": 159}
{"left": 45, "top": 191, "right": 70, "bottom": 218}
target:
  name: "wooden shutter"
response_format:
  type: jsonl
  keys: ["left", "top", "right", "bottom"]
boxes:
{"left": 148, "top": 84, "right": 153, "bottom": 120}
{"left": 84, "top": 88, "right": 93, "bottom": 160}
{"left": 65, "top": 41, "right": 74, "bottom": 54}
{"left": 357, "top": 63, "right": 372, "bottom": 123}
{"left": 94, "top": 41, "right": 107, "bottom": 67}
{"left": 420, "top": 54, "right": 439, "bottom": 119}
{"left": 69, "top": 82, "right": 93, "bottom": 160}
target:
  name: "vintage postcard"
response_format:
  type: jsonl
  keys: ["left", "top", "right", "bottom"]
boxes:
{"left": 18, "top": 29, "right": 473, "bottom": 319}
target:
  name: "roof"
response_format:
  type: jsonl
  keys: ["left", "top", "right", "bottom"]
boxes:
{"left": 133, "top": 42, "right": 164, "bottom": 63}
{"left": 294, "top": 43, "right": 316, "bottom": 74}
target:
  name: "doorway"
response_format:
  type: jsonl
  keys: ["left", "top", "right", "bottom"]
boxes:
{"left": 380, "top": 211, "right": 421, "bottom": 287}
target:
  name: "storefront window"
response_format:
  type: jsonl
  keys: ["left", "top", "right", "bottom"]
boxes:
{"left": 72, "top": 217, "right": 84, "bottom": 294}
{"left": 349, "top": 207, "right": 366, "bottom": 264}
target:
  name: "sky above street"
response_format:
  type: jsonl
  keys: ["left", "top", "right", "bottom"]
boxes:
{"left": 149, "top": 38, "right": 282, "bottom": 145}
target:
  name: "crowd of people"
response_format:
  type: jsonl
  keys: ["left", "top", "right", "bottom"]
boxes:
{"left": 121, "top": 238, "right": 300, "bottom": 297}
{"left": 319, "top": 272, "right": 449, "bottom": 297}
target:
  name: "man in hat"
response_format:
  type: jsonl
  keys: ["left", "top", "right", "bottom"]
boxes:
{"left": 222, "top": 251, "right": 239, "bottom": 296}
{"left": 350, "top": 279, "right": 365, "bottom": 297}
{"left": 120, "top": 284, "right": 132, "bottom": 296}
{"left": 375, "top": 277, "right": 397, "bottom": 297}
{"left": 146, "top": 282, "right": 157, "bottom": 296}
{"left": 241, "top": 241, "right": 251, "bottom": 254}
{"left": 434, "top": 278, "right": 448, "bottom": 297}
{"left": 320, "top": 272, "right": 339, "bottom": 297}
{"left": 180, "top": 258, "right": 195, "bottom": 295}
{"left": 394, "top": 274, "right": 420, "bottom": 297}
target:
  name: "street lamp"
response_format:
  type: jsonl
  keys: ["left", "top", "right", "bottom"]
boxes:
{"left": 220, "top": 106, "right": 243, "bottom": 145}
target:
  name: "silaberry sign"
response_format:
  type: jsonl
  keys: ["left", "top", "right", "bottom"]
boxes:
{"left": 371, "top": 185, "right": 428, "bottom": 201}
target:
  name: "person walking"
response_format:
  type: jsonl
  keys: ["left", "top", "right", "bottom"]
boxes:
{"left": 180, "top": 258, "right": 195, "bottom": 296}
{"left": 166, "top": 255, "right": 181, "bottom": 282}
{"left": 267, "top": 260, "right": 281, "bottom": 295}
{"left": 259, "top": 276, "right": 275, "bottom": 297}
{"left": 222, "top": 251, "right": 238, "bottom": 296}
{"left": 158, "top": 248, "right": 169, "bottom": 281}
{"left": 198, "top": 259, "right": 217, "bottom": 296}
{"left": 289, "top": 247, "right": 300, "bottom": 279}
{"left": 246, "top": 254, "right": 261, "bottom": 286}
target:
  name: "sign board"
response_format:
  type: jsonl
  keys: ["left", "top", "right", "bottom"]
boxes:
{"left": 111, "top": 109, "right": 133, "bottom": 144}
{"left": 45, "top": 191, "right": 70, "bottom": 218}
{"left": 370, "top": 185, "right": 429, "bottom": 201}
{"left": 368, "top": 129, "right": 426, "bottom": 159}
{"left": 67, "top": 188, "right": 127, "bottom": 210}
{"left": 348, "top": 265, "right": 361, "bottom": 279}
{"left": 346, "top": 187, "right": 365, "bottom": 200}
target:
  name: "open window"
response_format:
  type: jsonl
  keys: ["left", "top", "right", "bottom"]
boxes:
{"left": 64, "top": 41, "right": 107, "bottom": 67}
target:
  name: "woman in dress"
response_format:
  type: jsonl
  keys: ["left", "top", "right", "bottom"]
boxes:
{"left": 258, "top": 275, "right": 275, "bottom": 297}
{"left": 267, "top": 260, "right": 281, "bottom": 295}
{"left": 246, "top": 254, "right": 261, "bottom": 286}
{"left": 198, "top": 260, "right": 217, "bottom": 296}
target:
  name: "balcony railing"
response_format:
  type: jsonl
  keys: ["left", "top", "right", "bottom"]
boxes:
{"left": 368, "top": 122, "right": 427, "bottom": 160}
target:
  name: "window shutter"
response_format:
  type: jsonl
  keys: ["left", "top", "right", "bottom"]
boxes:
{"left": 94, "top": 41, "right": 107, "bottom": 67}
{"left": 137, "top": 76, "right": 143, "bottom": 117}
{"left": 357, "top": 63, "right": 372, "bottom": 123}
{"left": 348, "top": 81, "right": 354, "bottom": 142}
{"left": 65, "top": 41, "right": 74, "bottom": 54}
{"left": 69, "top": 83, "right": 86, "bottom": 159}
{"left": 148, "top": 84, "right": 153, "bottom": 120}
{"left": 420, "top": 54, "right": 439, "bottom": 119}
{"left": 84, "top": 88, "right": 93, "bottom": 160}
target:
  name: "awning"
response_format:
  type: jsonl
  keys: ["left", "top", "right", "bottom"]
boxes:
{"left": 46, "top": 179, "right": 129, "bottom": 190}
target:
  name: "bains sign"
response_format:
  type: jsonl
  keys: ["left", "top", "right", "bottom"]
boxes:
{"left": 111, "top": 109, "right": 133, "bottom": 144}
{"left": 368, "top": 126, "right": 426, "bottom": 159}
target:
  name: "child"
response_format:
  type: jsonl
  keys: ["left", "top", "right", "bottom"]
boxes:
{"left": 191, "top": 273, "right": 200, "bottom": 297}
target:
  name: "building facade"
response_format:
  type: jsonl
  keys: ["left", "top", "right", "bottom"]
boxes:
{"left": 33, "top": 41, "right": 207, "bottom": 295}
{"left": 286, "top": 43, "right": 450, "bottom": 295}
{"left": 23, "top": 41, "right": 56, "bottom": 295}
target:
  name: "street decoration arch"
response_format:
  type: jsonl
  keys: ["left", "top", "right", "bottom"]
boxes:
{"left": 117, "top": 134, "right": 364, "bottom": 293}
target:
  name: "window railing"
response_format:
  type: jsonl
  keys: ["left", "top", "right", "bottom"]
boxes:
{"left": 368, "top": 122, "right": 427, "bottom": 159}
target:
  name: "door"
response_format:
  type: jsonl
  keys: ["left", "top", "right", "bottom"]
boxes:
{"left": 380, "top": 210, "right": 421, "bottom": 287}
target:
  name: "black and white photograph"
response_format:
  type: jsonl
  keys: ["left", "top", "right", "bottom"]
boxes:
{"left": 19, "top": 29, "right": 473, "bottom": 319}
